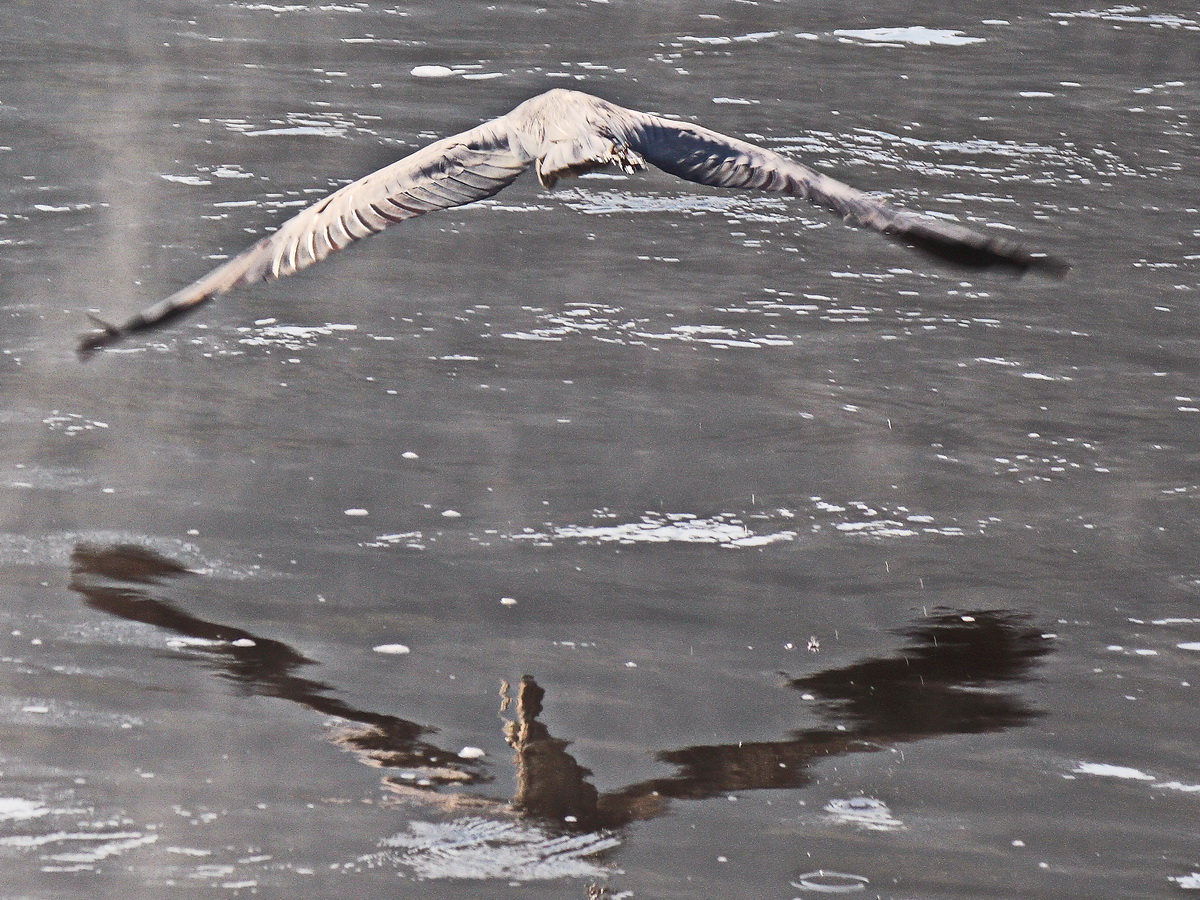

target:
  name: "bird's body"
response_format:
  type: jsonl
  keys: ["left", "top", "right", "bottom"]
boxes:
{"left": 79, "top": 88, "right": 1068, "bottom": 355}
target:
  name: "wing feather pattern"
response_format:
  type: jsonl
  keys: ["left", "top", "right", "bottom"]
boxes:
{"left": 80, "top": 121, "right": 528, "bottom": 354}
{"left": 80, "top": 89, "right": 1069, "bottom": 357}
{"left": 621, "top": 112, "right": 1070, "bottom": 275}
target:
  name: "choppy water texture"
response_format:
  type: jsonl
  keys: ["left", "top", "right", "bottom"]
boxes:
{"left": 1, "top": 2, "right": 1198, "bottom": 898}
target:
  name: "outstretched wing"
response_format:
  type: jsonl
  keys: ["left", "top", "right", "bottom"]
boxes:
{"left": 619, "top": 112, "right": 1070, "bottom": 276}
{"left": 81, "top": 90, "right": 1070, "bottom": 357}
{"left": 79, "top": 119, "right": 529, "bottom": 355}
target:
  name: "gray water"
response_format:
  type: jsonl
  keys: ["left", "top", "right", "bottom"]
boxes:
{"left": 1, "top": 2, "right": 1198, "bottom": 897}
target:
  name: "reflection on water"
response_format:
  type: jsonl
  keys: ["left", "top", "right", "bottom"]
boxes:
{"left": 592, "top": 610, "right": 1050, "bottom": 828}
{"left": 65, "top": 542, "right": 1053, "bottom": 881}
{"left": 791, "top": 609, "right": 1052, "bottom": 737}
{"left": 69, "top": 544, "right": 480, "bottom": 785}
{"left": 3, "top": 1, "right": 1198, "bottom": 895}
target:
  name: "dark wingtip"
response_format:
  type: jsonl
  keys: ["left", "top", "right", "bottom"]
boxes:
{"left": 77, "top": 315, "right": 124, "bottom": 361}
{"left": 896, "top": 223, "right": 1072, "bottom": 280}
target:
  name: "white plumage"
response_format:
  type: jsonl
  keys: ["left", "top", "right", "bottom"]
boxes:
{"left": 80, "top": 89, "right": 1068, "bottom": 356}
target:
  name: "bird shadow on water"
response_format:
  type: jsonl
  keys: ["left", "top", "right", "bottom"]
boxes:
{"left": 68, "top": 542, "right": 1054, "bottom": 881}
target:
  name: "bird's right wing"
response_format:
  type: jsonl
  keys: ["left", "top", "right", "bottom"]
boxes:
{"left": 80, "top": 119, "right": 530, "bottom": 355}
{"left": 620, "top": 112, "right": 1069, "bottom": 276}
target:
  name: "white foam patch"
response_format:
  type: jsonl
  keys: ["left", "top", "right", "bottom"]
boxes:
{"left": 677, "top": 30, "right": 781, "bottom": 45}
{"left": 811, "top": 496, "right": 967, "bottom": 539}
{"left": 372, "top": 817, "right": 619, "bottom": 881}
{"left": 0, "top": 797, "right": 50, "bottom": 822}
{"left": 237, "top": 322, "right": 357, "bottom": 350}
{"left": 0, "top": 829, "right": 153, "bottom": 852}
{"left": 239, "top": 3, "right": 318, "bottom": 9}
{"left": 1049, "top": 9, "right": 1198, "bottom": 29}
{"left": 1156, "top": 781, "right": 1200, "bottom": 793}
{"left": 166, "top": 637, "right": 226, "bottom": 649}
{"left": 1073, "top": 762, "right": 1155, "bottom": 781}
{"left": 510, "top": 499, "right": 964, "bottom": 549}
{"left": 212, "top": 165, "right": 254, "bottom": 179}
{"left": 161, "top": 174, "right": 212, "bottom": 186}
{"left": 44, "top": 833, "right": 158, "bottom": 864}
{"left": 361, "top": 531, "right": 426, "bottom": 549}
{"left": 248, "top": 125, "right": 346, "bottom": 137}
{"left": 833, "top": 26, "right": 985, "bottom": 46}
{"left": 1021, "top": 371, "right": 1073, "bottom": 381}
{"left": 833, "top": 519, "right": 921, "bottom": 537}
{"left": 496, "top": 297, "right": 800, "bottom": 348}
{"left": 635, "top": 323, "right": 794, "bottom": 349}
{"left": 373, "top": 643, "right": 411, "bottom": 655}
{"left": 42, "top": 412, "right": 109, "bottom": 436}
{"left": 511, "top": 512, "right": 796, "bottom": 548}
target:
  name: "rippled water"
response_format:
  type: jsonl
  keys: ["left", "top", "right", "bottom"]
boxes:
{"left": 1, "top": 2, "right": 1198, "bottom": 898}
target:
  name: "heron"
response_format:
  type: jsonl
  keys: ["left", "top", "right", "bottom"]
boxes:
{"left": 79, "top": 88, "right": 1069, "bottom": 356}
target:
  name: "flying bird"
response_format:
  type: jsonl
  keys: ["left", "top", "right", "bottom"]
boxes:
{"left": 79, "top": 88, "right": 1069, "bottom": 356}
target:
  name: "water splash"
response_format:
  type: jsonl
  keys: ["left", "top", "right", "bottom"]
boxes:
{"left": 824, "top": 796, "right": 906, "bottom": 831}
{"left": 370, "top": 816, "right": 620, "bottom": 881}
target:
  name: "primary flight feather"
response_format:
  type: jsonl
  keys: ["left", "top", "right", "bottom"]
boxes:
{"left": 79, "top": 88, "right": 1069, "bottom": 356}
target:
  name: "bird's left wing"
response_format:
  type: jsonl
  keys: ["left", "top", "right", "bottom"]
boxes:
{"left": 80, "top": 119, "right": 529, "bottom": 355}
{"left": 616, "top": 110, "right": 1069, "bottom": 276}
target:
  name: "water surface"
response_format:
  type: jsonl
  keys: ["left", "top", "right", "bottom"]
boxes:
{"left": 1, "top": 2, "right": 1198, "bottom": 897}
